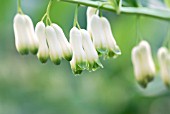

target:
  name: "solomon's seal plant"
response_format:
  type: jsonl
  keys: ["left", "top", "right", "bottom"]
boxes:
{"left": 13, "top": 0, "right": 170, "bottom": 89}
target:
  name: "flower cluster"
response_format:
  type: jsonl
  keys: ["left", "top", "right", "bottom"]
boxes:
{"left": 13, "top": 7, "right": 121, "bottom": 75}
{"left": 132, "top": 40, "right": 170, "bottom": 88}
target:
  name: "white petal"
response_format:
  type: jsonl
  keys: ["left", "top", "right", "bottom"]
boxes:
{"left": 35, "top": 21, "right": 49, "bottom": 63}
{"left": 24, "top": 15, "right": 39, "bottom": 54}
{"left": 13, "top": 14, "right": 29, "bottom": 55}
{"left": 90, "top": 15, "right": 107, "bottom": 54}
{"left": 70, "top": 27, "right": 86, "bottom": 69}
{"left": 100, "top": 17, "right": 121, "bottom": 57}
{"left": 46, "top": 26, "right": 62, "bottom": 65}
{"left": 51, "top": 23, "right": 72, "bottom": 61}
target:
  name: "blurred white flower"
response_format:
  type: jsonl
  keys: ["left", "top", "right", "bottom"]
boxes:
{"left": 157, "top": 47, "right": 170, "bottom": 87}
{"left": 70, "top": 27, "right": 87, "bottom": 74}
{"left": 13, "top": 14, "right": 29, "bottom": 55}
{"left": 52, "top": 23, "right": 72, "bottom": 61}
{"left": 46, "top": 26, "right": 62, "bottom": 65}
{"left": 80, "top": 29, "right": 103, "bottom": 71}
{"left": 35, "top": 21, "right": 49, "bottom": 63}
{"left": 148, "top": 0, "right": 168, "bottom": 10}
{"left": 131, "top": 40, "right": 156, "bottom": 88}
{"left": 13, "top": 13, "right": 39, "bottom": 55}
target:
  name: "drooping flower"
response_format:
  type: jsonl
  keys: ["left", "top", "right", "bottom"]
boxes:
{"left": 35, "top": 21, "right": 49, "bottom": 63}
{"left": 80, "top": 29, "right": 103, "bottom": 71}
{"left": 90, "top": 14, "right": 107, "bottom": 54}
{"left": 131, "top": 40, "right": 156, "bottom": 88}
{"left": 51, "top": 23, "right": 72, "bottom": 61}
{"left": 24, "top": 15, "right": 39, "bottom": 54}
{"left": 13, "top": 14, "right": 29, "bottom": 55}
{"left": 100, "top": 17, "right": 121, "bottom": 58}
{"left": 86, "top": 7, "right": 98, "bottom": 34}
{"left": 157, "top": 47, "right": 170, "bottom": 87}
{"left": 70, "top": 27, "right": 87, "bottom": 74}
{"left": 45, "top": 26, "right": 62, "bottom": 65}
{"left": 13, "top": 13, "right": 39, "bottom": 55}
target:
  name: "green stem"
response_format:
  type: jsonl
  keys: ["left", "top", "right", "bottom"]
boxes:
{"left": 17, "top": 0, "right": 23, "bottom": 14}
{"left": 42, "top": 0, "right": 53, "bottom": 24}
{"left": 59, "top": 0, "right": 170, "bottom": 21}
{"left": 73, "top": 5, "right": 79, "bottom": 27}
{"left": 47, "top": 0, "right": 53, "bottom": 24}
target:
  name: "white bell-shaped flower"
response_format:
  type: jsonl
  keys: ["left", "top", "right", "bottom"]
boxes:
{"left": 35, "top": 21, "right": 49, "bottom": 63}
{"left": 90, "top": 15, "right": 107, "bottom": 54}
{"left": 24, "top": 15, "right": 39, "bottom": 54}
{"left": 100, "top": 17, "right": 121, "bottom": 58}
{"left": 86, "top": 7, "right": 97, "bottom": 34}
{"left": 70, "top": 27, "right": 87, "bottom": 72}
{"left": 80, "top": 29, "right": 103, "bottom": 71}
{"left": 51, "top": 23, "right": 72, "bottom": 61}
{"left": 157, "top": 47, "right": 170, "bottom": 87}
{"left": 13, "top": 13, "right": 29, "bottom": 55}
{"left": 131, "top": 40, "right": 156, "bottom": 88}
{"left": 139, "top": 41, "right": 156, "bottom": 81}
{"left": 45, "top": 26, "right": 62, "bottom": 65}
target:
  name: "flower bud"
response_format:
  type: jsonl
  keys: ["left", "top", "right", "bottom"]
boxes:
{"left": 13, "top": 14, "right": 29, "bottom": 55}
{"left": 157, "top": 47, "right": 170, "bottom": 87}
{"left": 46, "top": 26, "right": 62, "bottom": 65}
{"left": 51, "top": 23, "right": 72, "bottom": 61}
{"left": 80, "top": 29, "right": 103, "bottom": 71}
{"left": 70, "top": 27, "right": 87, "bottom": 70}
{"left": 24, "top": 15, "right": 39, "bottom": 54}
{"left": 35, "top": 21, "right": 49, "bottom": 63}
{"left": 90, "top": 15, "right": 107, "bottom": 54}
{"left": 131, "top": 40, "right": 156, "bottom": 88}
{"left": 100, "top": 17, "right": 121, "bottom": 58}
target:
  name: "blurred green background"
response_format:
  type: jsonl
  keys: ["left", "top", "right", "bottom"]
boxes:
{"left": 0, "top": 0, "right": 170, "bottom": 114}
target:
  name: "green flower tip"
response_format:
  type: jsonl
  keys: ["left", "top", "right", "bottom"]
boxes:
{"left": 72, "top": 65, "right": 83, "bottom": 75}
{"left": 30, "top": 47, "right": 39, "bottom": 55}
{"left": 164, "top": 81, "right": 170, "bottom": 89}
{"left": 138, "top": 78, "right": 148, "bottom": 88}
{"left": 18, "top": 48, "right": 29, "bottom": 55}
{"left": 64, "top": 54, "right": 73, "bottom": 61}
{"left": 38, "top": 56, "right": 48, "bottom": 63}
{"left": 77, "top": 61, "right": 87, "bottom": 70}
{"left": 52, "top": 59, "right": 61, "bottom": 65}
{"left": 73, "top": 69, "right": 83, "bottom": 75}
{"left": 146, "top": 75, "right": 154, "bottom": 83}
{"left": 97, "top": 48, "right": 108, "bottom": 55}
{"left": 87, "top": 59, "right": 103, "bottom": 72}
